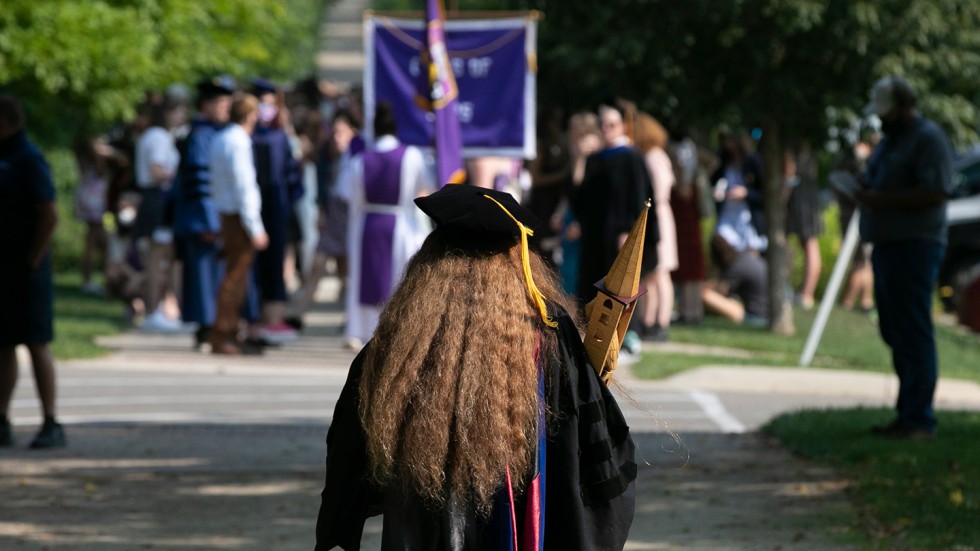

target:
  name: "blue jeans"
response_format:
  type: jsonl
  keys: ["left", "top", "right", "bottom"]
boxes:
{"left": 872, "top": 239, "right": 945, "bottom": 432}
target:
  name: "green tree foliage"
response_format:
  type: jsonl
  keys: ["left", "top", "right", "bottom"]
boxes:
{"left": 459, "top": 0, "right": 978, "bottom": 333}
{"left": 0, "top": 0, "right": 328, "bottom": 144}
{"left": 466, "top": 0, "right": 978, "bottom": 147}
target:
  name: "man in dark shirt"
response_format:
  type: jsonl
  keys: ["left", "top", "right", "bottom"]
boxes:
{"left": 0, "top": 95, "right": 65, "bottom": 449}
{"left": 857, "top": 76, "right": 954, "bottom": 440}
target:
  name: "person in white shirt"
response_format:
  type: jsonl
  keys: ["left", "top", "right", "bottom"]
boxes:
{"left": 209, "top": 94, "right": 269, "bottom": 355}
{"left": 134, "top": 99, "right": 185, "bottom": 332}
{"left": 335, "top": 102, "right": 433, "bottom": 350}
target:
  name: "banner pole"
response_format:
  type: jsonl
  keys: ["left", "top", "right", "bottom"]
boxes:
{"left": 799, "top": 211, "right": 861, "bottom": 367}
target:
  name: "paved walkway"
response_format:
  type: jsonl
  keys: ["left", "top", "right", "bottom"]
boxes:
{"left": 4, "top": 274, "right": 980, "bottom": 549}
{"left": 5, "top": 2, "right": 980, "bottom": 548}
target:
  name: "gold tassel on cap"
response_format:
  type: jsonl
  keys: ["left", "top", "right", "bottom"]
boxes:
{"left": 483, "top": 195, "right": 558, "bottom": 328}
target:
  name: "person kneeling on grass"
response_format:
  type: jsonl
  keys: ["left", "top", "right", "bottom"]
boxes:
{"left": 701, "top": 233, "right": 769, "bottom": 327}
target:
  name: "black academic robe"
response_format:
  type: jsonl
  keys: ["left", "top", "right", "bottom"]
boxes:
{"left": 314, "top": 305, "right": 637, "bottom": 551}
{"left": 572, "top": 146, "right": 659, "bottom": 303}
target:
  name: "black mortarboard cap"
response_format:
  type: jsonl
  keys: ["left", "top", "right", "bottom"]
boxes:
{"left": 196, "top": 75, "right": 236, "bottom": 99}
{"left": 416, "top": 183, "right": 557, "bottom": 327}
{"left": 415, "top": 184, "right": 540, "bottom": 246}
{"left": 250, "top": 77, "right": 278, "bottom": 97}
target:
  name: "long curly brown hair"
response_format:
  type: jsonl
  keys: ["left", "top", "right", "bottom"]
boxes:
{"left": 359, "top": 230, "right": 579, "bottom": 513}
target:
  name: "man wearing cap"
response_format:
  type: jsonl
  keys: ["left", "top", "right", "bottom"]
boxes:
{"left": 171, "top": 76, "right": 235, "bottom": 350}
{"left": 315, "top": 183, "right": 636, "bottom": 550}
{"left": 857, "top": 76, "right": 955, "bottom": 440}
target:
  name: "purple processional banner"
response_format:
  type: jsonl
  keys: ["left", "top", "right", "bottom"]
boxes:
{"left": 364, "top": 13, "right": 538, "bottom": 159}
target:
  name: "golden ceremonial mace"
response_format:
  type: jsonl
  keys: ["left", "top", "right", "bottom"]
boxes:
{"left": 582, "top": 200, "right": 651, "bottom": 383}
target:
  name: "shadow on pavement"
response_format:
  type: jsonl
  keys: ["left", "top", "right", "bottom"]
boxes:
{"left": 0, "top": 426, "right": 858, "bottom": 550}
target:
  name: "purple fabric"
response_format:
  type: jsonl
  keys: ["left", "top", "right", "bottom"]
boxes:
{"left": 372, "top": 20, "right": 528, "bottom": 150}
{"left": 426, "top": 0, "right": 465, "bottom": 186}
{"left": 359, "top": 213, "right": 397, "bottom": 306}
{"left": 358, "top": 145, "right": 408, "bottom": 306}
{"left": 349, "top": 134, "right": 366, "bottom": 157}
{"left": 362, "top": 145, "right": 406, "bottom": 205}
{"left": 493, "top": 172, "right": 509, "bottom": 192}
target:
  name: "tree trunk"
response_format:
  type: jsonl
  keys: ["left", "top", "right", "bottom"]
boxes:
{"left": 760, "top": 121, "right": 795, "bottom": 336}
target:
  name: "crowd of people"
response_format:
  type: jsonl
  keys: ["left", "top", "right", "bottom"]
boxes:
{"left": 54, "top": 77, "right": 854, "bottom": 360}
{"left": 2, "top": 72, "right": 956, "bottom": 551}
{"left": 527, "top": 99, "right": 835, "bottom": 350}
{"left": 62, "top": 76, "right": 378, "bottom": 355}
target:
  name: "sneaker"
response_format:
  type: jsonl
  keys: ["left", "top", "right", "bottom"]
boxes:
{"left": 195, "top": 326, "right": 213, "bottom": 351}
{"left": 30, "top": 420, "right": 66, "bottom": 449}
{"left": 259, "top": 322, "right": 299, "bottom": 345}
{"left": 1, "top": 418, "right": 13, "bottom": 447}
{"left": 142, "top": 310, "right": 182, "bottom": 332}
{"left": 621, "top": 330, "right": 642, "bottom": 355}
{"left": 284, "top": 316, "right": 304, "bottom": 332}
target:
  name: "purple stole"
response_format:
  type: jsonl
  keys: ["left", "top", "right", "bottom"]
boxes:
{"left": 358, "top": 144, "right": 408, "bottom": 306}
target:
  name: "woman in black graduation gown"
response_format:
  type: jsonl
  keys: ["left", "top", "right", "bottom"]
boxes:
{"left": 314, "top": 184, "right": 636, "bottom": 551}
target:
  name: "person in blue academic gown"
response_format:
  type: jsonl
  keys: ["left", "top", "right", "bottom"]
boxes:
{"left": 249, "top": 79, "right": 302, "bottom": 341}
{"left": 171, "top": 76, "right": 235, "bottom": 348}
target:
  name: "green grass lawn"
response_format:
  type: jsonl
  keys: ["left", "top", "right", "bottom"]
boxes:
{"left": 765, "top": 408, "right": 980, "bottom": 550}
{"left": 51, "top": 272, "right": 128, "bottom": 359}
{"left": 634, "top": 307, "right": 980, "bottom": 383}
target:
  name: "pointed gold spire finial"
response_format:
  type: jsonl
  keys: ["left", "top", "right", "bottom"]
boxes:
{"left": 583, "top": 202, "right": 651, "bottom": 383}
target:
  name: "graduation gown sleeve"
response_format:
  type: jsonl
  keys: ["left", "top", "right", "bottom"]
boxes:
{"left": 315, "top": 349, "right": 383, "bottom": 551}
{"left": 544, "top": 307, "right": 637, "bottom": 551}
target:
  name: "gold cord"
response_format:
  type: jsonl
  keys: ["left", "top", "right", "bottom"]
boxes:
{"left": 483, "top": 195, "right": 558, "bottom": 328}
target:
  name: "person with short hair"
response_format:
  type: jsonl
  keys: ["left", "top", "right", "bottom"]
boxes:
{"left": 857, "top": 76, "right": 955, "bottom": 440}
{"left": 572, "top": 99, "right": 658, "bottom": 356}
{"left": 171, "top": 76, "right": 236, "bottom": 350}
{"left": 573, "top": 100, "right": 658, "bottom": 307}
{"left": 209, "top": 94, "right": 269, "bottom": 355}
{"left": 0, "top": 94, "right": 65, "bottom": 449}
{"left": 335, "top": 102, "right": 433, "bottom": 350}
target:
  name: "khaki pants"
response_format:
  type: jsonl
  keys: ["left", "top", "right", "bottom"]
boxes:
{"left": 211, "top": 215, "right": 255, "bottom": 347}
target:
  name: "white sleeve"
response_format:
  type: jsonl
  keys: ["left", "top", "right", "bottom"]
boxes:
{"left": 145, "top": 129, "right": 172, "bottom": 167}
{"left": 406, "top": 147, "right": 434, "bottom": 197}
{"left": 234, "top": 134, "right": 265, "bottom": 238}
